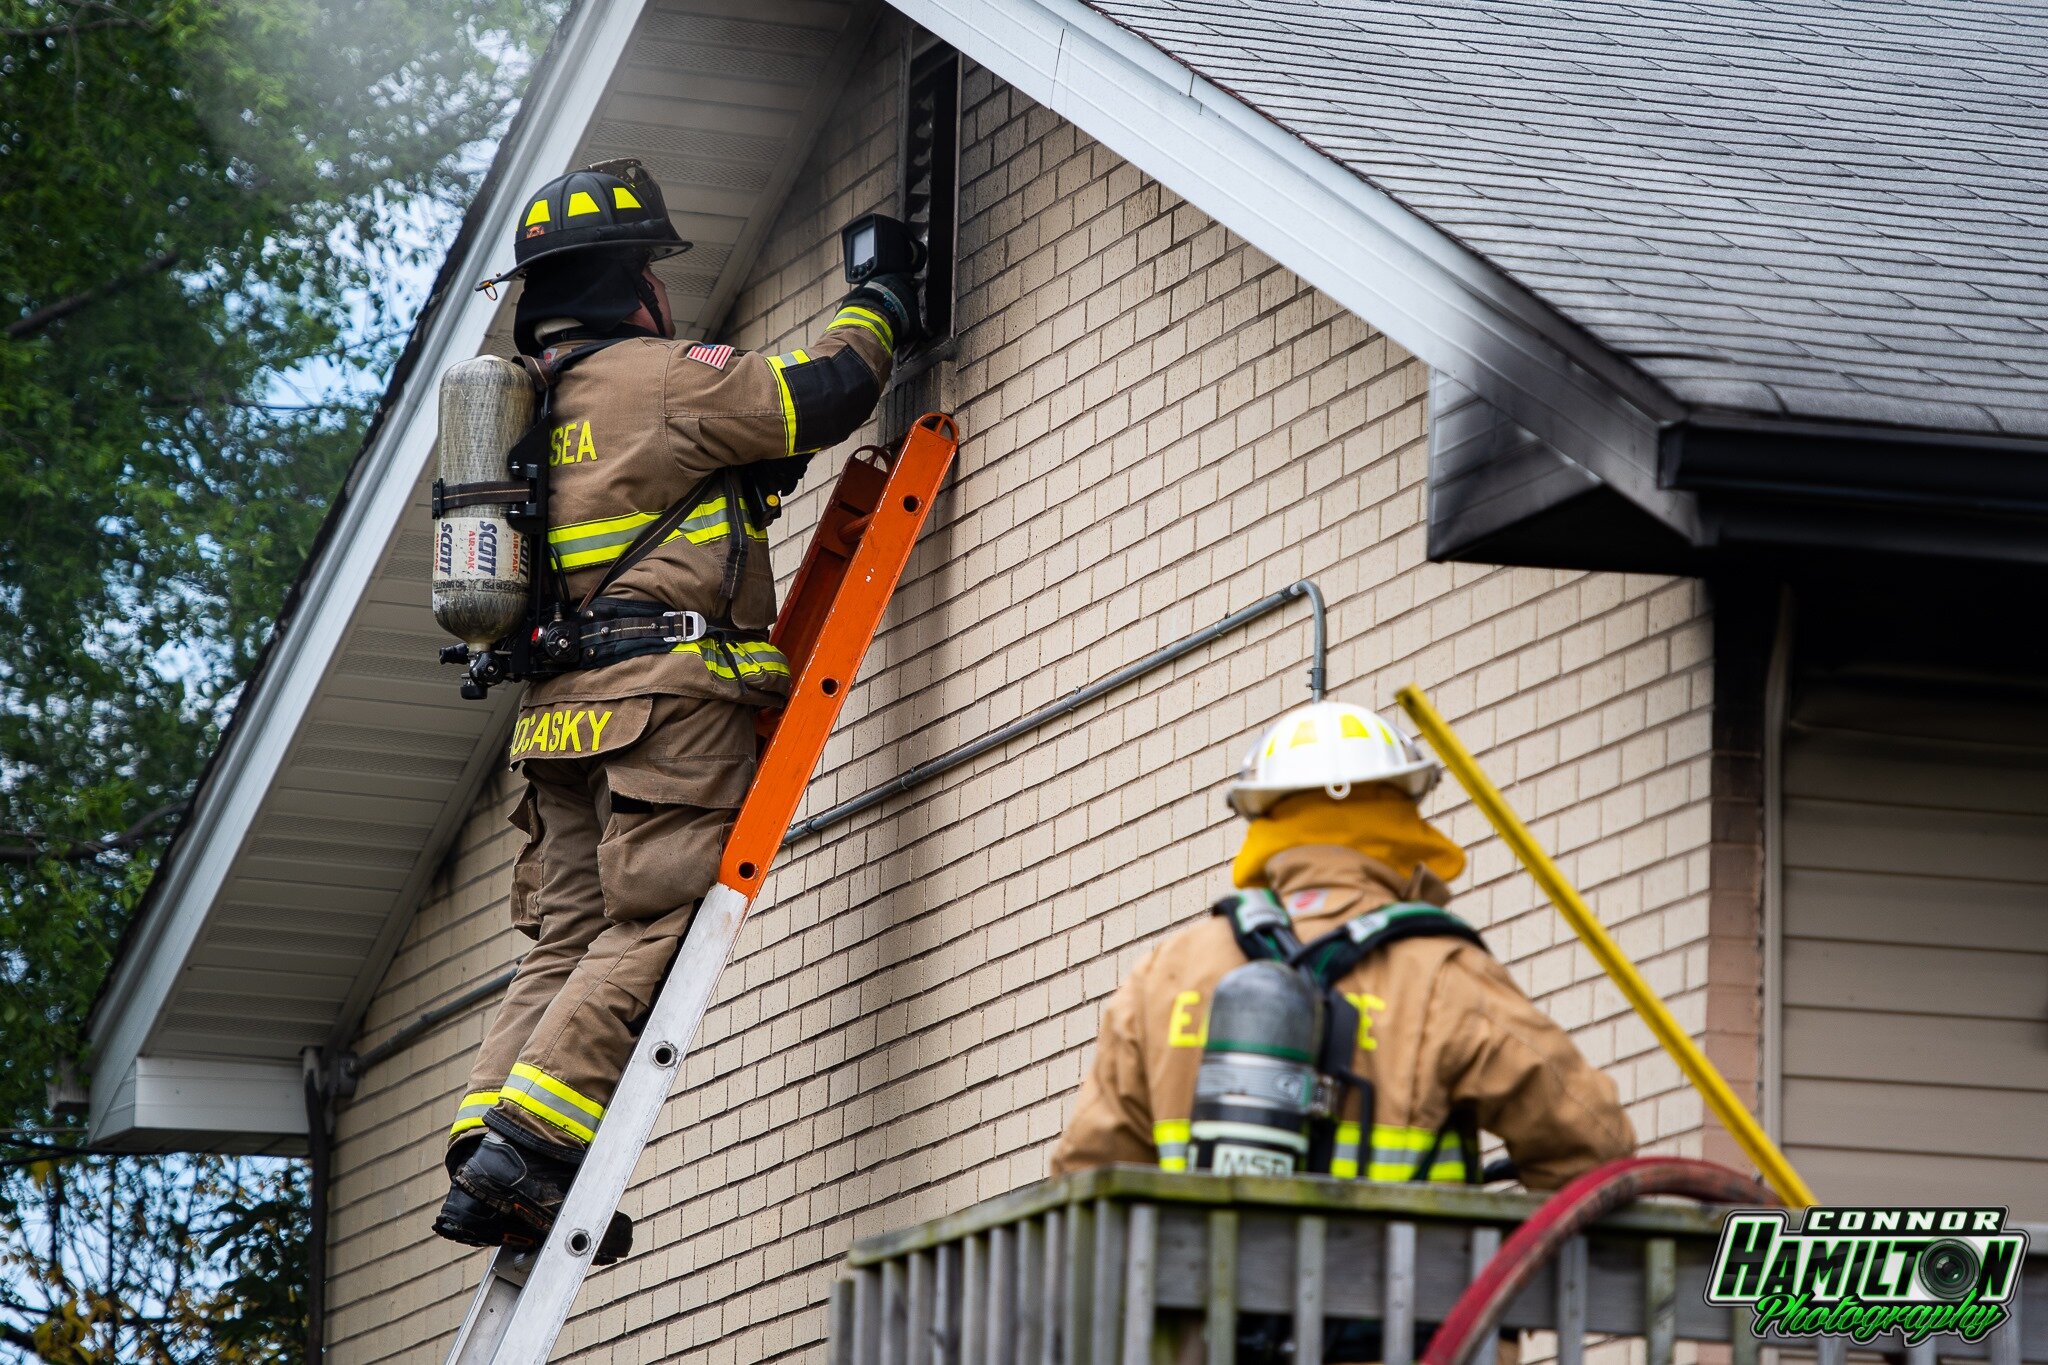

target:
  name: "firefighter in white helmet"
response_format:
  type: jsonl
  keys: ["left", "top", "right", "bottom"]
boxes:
{"left": 1053, "top": 698, "right": 1634, "bottom": 1187}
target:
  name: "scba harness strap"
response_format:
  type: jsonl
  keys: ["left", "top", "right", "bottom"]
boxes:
{"left": 435, "top": 336, "right": 775, "bottom": 689}
{"left": 1212, "top": 889, "right": 1489, "bottom": 1183}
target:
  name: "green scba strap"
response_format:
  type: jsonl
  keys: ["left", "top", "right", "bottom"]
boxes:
{"left": 1213, "top": 889, "right": 1488, "bottom": 984}
{"left": 1209, "top": 887, "right": 1489, "bottom": 1185}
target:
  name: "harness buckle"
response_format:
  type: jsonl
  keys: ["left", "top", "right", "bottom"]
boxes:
{"left": 661, "top": 610, "right": 709, "bottom": 643}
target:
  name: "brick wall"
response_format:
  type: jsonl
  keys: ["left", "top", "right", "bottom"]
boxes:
{"left": 328, "top": 767, "right": 525, "bottom": 1358}
{"left": 325, "top": 27, "right": 1724, "bottom": 1362}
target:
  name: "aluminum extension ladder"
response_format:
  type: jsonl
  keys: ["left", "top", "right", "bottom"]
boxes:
{"left": 444, "top": 412, "right": 962, "bottom": 1364}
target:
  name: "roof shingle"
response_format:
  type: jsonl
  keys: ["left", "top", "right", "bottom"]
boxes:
{"left": 1085, "top": 0, "right": 2048, "bottom": 437}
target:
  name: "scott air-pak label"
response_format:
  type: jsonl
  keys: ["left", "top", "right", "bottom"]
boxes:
{"left": 435, "top": 515, "right": 528, "bottom": 585}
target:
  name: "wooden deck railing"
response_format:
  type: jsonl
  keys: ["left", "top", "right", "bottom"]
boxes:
{"left": 830, "top": 1167, "right": 1753, "bottom": 1365}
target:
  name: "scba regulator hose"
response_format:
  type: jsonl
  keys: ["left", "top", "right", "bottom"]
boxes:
{"left": 1421, "top": 1157, "right": 1776, "bottom": 1365}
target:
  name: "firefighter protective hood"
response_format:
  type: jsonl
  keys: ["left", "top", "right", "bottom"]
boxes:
{"left": 1232, "top": 787, "right": 1466, "bottom": 890}
{"left": 512, "top": 249, "right": 665, "bottom": 356}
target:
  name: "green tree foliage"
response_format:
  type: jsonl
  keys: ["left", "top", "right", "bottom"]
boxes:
{"left": 0, "top": 1156, "right": 307, "bottom": 1363}
{"left": 0, "top": 0, "right": 562, "bottom": 1357}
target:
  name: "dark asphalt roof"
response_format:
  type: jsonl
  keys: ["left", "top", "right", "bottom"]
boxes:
{"left": 1085, "top": 0, "right": 2048, "bottom": 438}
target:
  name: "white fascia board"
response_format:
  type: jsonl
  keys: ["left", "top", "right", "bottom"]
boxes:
{"left": 86, "top": 1, "right": 652, "bottom": 1129}
{"left": 88, "top": 1057, "right": 307, "bottom": 1151}
{"left": 889, "top": 0, "right": 1700, "bottom": 539}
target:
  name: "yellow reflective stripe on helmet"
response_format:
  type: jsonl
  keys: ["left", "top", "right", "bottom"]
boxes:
{"left": 830, "top": 305, "right": 894, "bottom": 352}
{"left": 449, "top": 1089, "right": 499, "bottom": 1142}
{"left": 566, "top": 190, "right": 601, "bottom": 217}
{"left": 766, "top": 355, "right": 798, "bottom": 457}
{"left": 524, "top": 199, "right": 551, "bottom": 227}
{"left": 612, "top": 185, "right": 641, "bottom": 210}
{"left": 501, "top": 1063, "right": 603, "bottom": 1144}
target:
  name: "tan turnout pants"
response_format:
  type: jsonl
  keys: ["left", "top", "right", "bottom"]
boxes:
{"left": 449, "top": 691, "right": 755, "bottom": 1159}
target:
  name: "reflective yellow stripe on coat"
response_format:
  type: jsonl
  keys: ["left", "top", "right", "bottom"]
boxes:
{"left": 1364, "top": 1123, "right": 1467, "bottom": 1183}
{"left": 674, "top": 637, "right": 792, "bottom": 683}
{"left": 1152, "top": 1119, "right": 1465, "bottom": 1181}
{"left": 548, "top": 490, "right": 766, "bottom": 570}
{"left": 1153, "top": 1119, "right": 1192, "bottom": 1172}
{"left": 830, "top": 305, "right": 893, "bottom": 352}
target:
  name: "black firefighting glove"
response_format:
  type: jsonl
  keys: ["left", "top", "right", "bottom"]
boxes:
{"left": 749, "top": 453, "right": 814, "bottom": 521}
{"left": 846, "top": 273, "right": 923, "bottom": 354}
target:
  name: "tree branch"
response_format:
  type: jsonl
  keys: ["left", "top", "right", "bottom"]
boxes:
{"left": 6, "top": 250, "right": 181, "bottom": 341}
{"left": 3, "top": 15, "right": 145, "bottom": 38}
{"left": 0, "top": 801, "right": 189, "bottom": 864}
{"left": 1, "top": 1, "right": 157, "bottom": 42}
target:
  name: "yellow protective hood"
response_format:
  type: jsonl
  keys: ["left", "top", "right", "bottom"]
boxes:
{"left": 1232, "top": 788, "right": 1466, "bottom": 889}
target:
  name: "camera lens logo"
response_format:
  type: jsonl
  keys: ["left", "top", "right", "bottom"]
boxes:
{"left": 1919, "top": 1240, "right": 1980, "bottom": 1302}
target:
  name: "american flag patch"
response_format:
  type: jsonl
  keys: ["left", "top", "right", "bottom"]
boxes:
{"left": 1287, "top": 890, "right": 1329, "bottom": 915}
{"left": 686, "top": 343, "right": 733, "bottom": 370}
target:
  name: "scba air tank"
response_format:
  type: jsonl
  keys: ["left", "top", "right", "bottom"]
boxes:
{"left": 432, "top": 355, "right": 534, "bottom": 651}
{"left": 1191, "top": 961, "right": 1320, "bottom": 1177}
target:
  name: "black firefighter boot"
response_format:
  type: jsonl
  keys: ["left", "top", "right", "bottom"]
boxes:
{"left": 451, "top": 1118, "right": 631, "bottom": 1264}
{"left": 432, "top": 1133, "right": 543, "bottom": 1252}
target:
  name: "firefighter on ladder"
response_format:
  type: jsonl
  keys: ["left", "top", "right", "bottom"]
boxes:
{"left": 432, "top": 161, "right": 919, "bottom": 1258}
{"left": 1053, "top": 700, "right": 1634, "bottom": 1355}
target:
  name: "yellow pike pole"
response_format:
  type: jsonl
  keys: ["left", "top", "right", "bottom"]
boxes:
{"left": 1396, "top": 684, "right": 1817, "bottom": 1208}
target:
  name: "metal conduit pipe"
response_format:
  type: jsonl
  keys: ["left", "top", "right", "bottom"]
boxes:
{"left": 347, "top": 967, "right": 527, "bottom": 1078}
{"left": 347, "top": 579, "right": 1327, "bottom": 1071}
{"left": 784, "top": 579, "right": 1325, "bottom": 844}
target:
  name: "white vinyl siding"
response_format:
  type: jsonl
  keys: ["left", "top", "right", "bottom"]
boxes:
{"left": 1780, "top": 662, "right": 2048, "bottom": 1216}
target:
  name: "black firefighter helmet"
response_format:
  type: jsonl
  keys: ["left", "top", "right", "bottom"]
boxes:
{"left": 478, "top": 159, "right": 690, "bottom": 292}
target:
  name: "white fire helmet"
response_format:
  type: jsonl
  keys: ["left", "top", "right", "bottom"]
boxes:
{"left": 1227, "top": 700, "right": 1442, "bottom": 817}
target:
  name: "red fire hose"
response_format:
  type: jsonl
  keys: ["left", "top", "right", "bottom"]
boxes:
{"left": 1420, "top": 1157, "right": 1775, "bottom": 1365}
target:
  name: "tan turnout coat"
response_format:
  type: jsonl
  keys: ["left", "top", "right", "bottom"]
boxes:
{"left": 1051, "top": 844, "right": 1635, "bottom": 1190}
{"left": 518, "top": 318, "right": 892, "bottom": 714}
